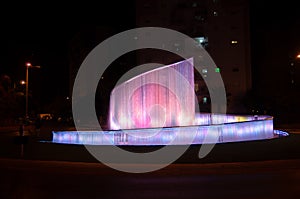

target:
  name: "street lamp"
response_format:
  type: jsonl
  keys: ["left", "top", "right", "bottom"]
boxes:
{"left": 25, "top": 62, "right": 41, "bottom": 119}
{"left": 289, "top": 53, "right": 300, "bottom": 87}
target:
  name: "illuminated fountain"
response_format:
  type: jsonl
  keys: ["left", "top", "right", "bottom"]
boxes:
{"left": 109, "top": 58, "right": 195, "bottom": 130}
{"left": 52, "top": 59, "right": 288, "bottom": 145}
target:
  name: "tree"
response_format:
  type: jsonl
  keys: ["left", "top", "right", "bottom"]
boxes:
{"left": 0, "top": 75, "right": 23, "bottom": 125}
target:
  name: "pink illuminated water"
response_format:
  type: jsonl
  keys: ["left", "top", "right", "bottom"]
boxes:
{"left": 52, "top": 114, "right": 288, "bottom": 146}
{"left": 109, "top": 58, "right": 195, "bottom": 130}
{"left": 52, "top": 58, "right": 288, "bottom": 146}
{"left": 130, "top": 83, "right": 181, "bottom": 128}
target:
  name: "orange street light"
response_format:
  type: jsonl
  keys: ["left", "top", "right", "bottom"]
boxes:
{"left": 25, "top": 62, "right": 41, "bottom": 118}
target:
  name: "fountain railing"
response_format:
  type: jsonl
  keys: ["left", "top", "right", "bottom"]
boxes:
{"left": 52, "top": 113, "right": 276, "bottom": 146}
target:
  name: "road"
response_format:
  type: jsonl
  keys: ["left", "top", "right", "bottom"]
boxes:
{"left": 0, "top": 158, "right": 300, "bottom": 199}
{"left": 1, "top": 122, "right": 300, "bottom": 199}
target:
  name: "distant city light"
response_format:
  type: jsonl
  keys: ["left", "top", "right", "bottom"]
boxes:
{"left": 296, "top": 54, "right": 300, "bottom": 59}
{"left": 26, "top": 62, "right": 32, "bottom": 67}
{"left": 20, "top": 80, "right": 26, "bottom": 85}
{"left": 195, "top": 37, "right": 208, "bottom": 45}
{"left": 231, "top": 40, "right": 238, "bottom": 44}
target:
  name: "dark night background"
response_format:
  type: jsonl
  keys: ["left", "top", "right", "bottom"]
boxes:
{"left": 1, "top": 0, "right": 300, "bottom": 121}
{"left": 0, "top": 1, "right": 135, "bottom": 119}
{"left": 1, "top": 3, "right": 300, "bottom": 198}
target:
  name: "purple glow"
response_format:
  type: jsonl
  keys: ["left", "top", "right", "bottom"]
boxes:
{"left": 109, "top": 58, "right": 195, "bottom": 130}
{"left": 194, "top": 113, "right": 270, "bottom": 125}
{"left": 130, "top": 83, "right": 181, "bottom": 128}
{"left": 53, "top": 58, "right": 288, "bottom": 146}
{"left": 52, "top": 114, "right": 285, "bottom": 146}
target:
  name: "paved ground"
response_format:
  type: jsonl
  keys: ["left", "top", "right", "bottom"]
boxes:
{"left": 1, "top": 121, "right": 300, "bottom": 199}
{"left": 0, "top": 158, "right": 300, "bottom": 199}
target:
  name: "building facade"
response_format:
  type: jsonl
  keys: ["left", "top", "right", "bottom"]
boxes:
{"left": 136, "top": 0, "right": 252, "bottom": 113}
{"left": 68, "top": 0, "right": 252, "bottom": 119}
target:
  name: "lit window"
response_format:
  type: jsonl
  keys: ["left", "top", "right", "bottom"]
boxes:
{"left": 213, "top": 11, "right": 218, "bottom": 16}
{"left": 231, "top": 40, "right": 238, "bottom": 44}
{"left": 202, "top": 69, "right": 208, "bottom": 74}
{"left": 194, "top": 37, "right": 208, "bottom": 48}
{"left": 203, "top": 97, "right": 207, "bottom": 104}
{"left": 195, "top": 37, "right": 208, "bottom": 44}
{"left": 215, "top": 68, "right": 220, "bottom": 73}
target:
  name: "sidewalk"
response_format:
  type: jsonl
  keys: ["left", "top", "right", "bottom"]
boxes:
{"left": 275, "top": 122, "right": 300, "bottom": 134}
{"left": 0, "top": 125, "right": 37, "bottom": 136}
{"left": 0, "top": 120, "right": 76, "bottom": 138}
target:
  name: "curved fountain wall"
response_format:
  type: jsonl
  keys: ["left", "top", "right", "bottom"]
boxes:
{"left": 109, "top": 58, "right": 195, "bottom": 130}
{"left": 52, "top": 58, "right": 288, "bottom": 146}
{"left": 52, "top": 114, "right": 276, "bottom": 145}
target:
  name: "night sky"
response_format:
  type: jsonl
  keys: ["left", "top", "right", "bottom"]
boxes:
{"left": 250, "top": 1, "right": 300, "bottom": 92}
{"left": 0, "top": 1, "right": 135, "bottom": 106}
{"left": 1, "top": 0, "right": 300, "bottom": 109}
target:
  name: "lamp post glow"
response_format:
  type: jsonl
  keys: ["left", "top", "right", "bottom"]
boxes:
{"left": 25, "top": 62, "right": 41, "bottom": 119}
